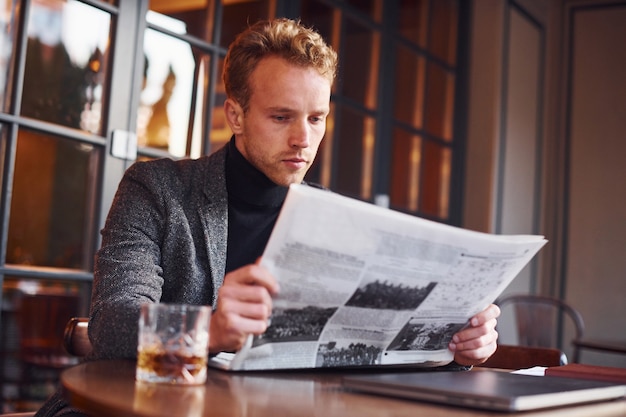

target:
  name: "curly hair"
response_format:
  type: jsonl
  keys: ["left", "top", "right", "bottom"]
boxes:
{"left": 223, "top": 18, "right": 338, "bottom": 112}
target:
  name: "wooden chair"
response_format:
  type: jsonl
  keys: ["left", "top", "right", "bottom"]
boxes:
{"left": 0, "top": 319, "right": 90, "bottom": 417}
{"left": 495, "top": 294, "right": 585, "bottom": 363}
{"left": 63, "top": 317, "right": 92, "bottom": 357}
{"left": 477, "top": 344, "right": 567, "bottom": 369}
{"left": 18, "top": 292, "right": 80, "bottom": 367}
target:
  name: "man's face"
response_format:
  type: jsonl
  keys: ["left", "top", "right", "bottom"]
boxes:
{"left": 229, "top": 56, "right": 332, "bottom": 187}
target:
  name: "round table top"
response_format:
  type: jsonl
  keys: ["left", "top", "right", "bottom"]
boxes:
{"left": 61, "top": 360, "right": 626, "bottom": 417}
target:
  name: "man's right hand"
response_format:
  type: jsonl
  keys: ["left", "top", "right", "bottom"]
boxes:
{"left": 208, "top": 262, "right": 280, "bottom": 353}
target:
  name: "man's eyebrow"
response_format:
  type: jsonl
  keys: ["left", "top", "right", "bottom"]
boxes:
{"left": 266, "top": 106, "right": 293, "bottom": 113}
{"left": 265, "top": 106, "right": 329, "bottom": 115}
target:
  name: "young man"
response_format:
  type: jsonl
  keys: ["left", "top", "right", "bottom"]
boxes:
{"left": 36, "top": 17, "right": 499, "bottom": 417}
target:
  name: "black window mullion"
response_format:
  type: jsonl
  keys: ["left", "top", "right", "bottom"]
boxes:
{"left": 371, "top": 1, "right": 396, "bottom": 203}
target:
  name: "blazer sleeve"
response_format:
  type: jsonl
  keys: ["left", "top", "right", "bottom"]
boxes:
{"left": 89, "top": 160, "right": 173, "bottom": 360}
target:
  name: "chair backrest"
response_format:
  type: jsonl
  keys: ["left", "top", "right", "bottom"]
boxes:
{"left": 18, "top": 292, "right": 80, "bottom": 366}
{"left": 496, "top": 294, "right": 585, "bottom": 362}
{"left": 63, "top": 317, "right": 92, "bottom": 357}
{"left": 477, "top": 344, "right": 567, "bottom": 369}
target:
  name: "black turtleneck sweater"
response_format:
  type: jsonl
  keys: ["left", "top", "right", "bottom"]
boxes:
{"left": 225, "top": 139, "right": 288, "bottom": 273}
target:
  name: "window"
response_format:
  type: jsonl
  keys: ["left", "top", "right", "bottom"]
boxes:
{"left": 300, "top": 0, "right": 462, "bottom": 221}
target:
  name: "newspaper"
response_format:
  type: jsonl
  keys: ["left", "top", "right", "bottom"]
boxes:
{"left": 209, "top": 184, "right": 547, "bottom": 371}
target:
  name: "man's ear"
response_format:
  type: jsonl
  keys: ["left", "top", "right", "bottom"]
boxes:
{"left": 224, "top": 98, "right": 244, "bottom": 134}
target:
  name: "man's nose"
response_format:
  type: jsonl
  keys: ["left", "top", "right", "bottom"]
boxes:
{"left": 289, "top": 119, "right": 311, "bottom": 148}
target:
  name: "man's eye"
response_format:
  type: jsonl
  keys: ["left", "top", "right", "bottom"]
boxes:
{"left": 273, "top": 115, "right": 288, "bottom": 122}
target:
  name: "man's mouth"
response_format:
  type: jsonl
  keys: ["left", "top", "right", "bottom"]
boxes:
{"left": 282, "top": 156, "right": 307, "bottom": 169}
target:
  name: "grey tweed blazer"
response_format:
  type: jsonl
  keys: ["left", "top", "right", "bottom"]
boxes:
{"left": 89, "top": 145, "right": 229, "bottom": 360}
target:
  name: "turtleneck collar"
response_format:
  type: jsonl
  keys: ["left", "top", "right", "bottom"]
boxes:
{"left": 225, "top": 137, "right": 288, "bottom": 207}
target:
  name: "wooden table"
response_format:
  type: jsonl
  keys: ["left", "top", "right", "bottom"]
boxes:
{"left": 61, "top": 360, "right": 626, "bottom": 417}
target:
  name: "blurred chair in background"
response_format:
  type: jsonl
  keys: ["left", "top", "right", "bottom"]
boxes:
{"left": 477, "top": 344, "right": 567, "bottom": 369}
{"left": 13, "top": 291, "right": 80, "bottom": 413}
{"left": 495, "top": 294, "right": 585, "bottom": 363}
{"left": 63, "top": 317, "right": 91, "bottom": 358}
{"left": 19, "top": 293, "right": 80, "bottom": 367}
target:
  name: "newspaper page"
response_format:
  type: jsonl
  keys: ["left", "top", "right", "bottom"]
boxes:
{"left": 209, "top": 184, "right": 547, "bottom": 371}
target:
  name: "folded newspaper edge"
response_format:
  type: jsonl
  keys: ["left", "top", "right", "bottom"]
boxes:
{"left": 209, "top": 184, "right": 547, "bottom": 371}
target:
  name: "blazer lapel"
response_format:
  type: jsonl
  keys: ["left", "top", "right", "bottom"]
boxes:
{"left": 198, "top": 147, "right": 229, "bottom": 307}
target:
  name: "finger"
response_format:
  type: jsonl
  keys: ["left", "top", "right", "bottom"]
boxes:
{"left": 450, "top": 317, "right": 498, "bottom": 350}
{"left": 454, "top": 317, "right": 498, "bottom": 344}
{"left": 219, "top": 281, "right": 275, "bottom": 309}
{"left": 451, "top": 326, "right": 499, "bottom": 352}
{"left": 217, "top": 293, "right": 273, "bottom": 321}
{"left": 453, "top": 341, "right": 498, "bottom": 366}
{"left": 209, "top": 304, "right": 272, "bottom": 353}
{"left": 209, "top": 316, "right": 266, "bottom": 353}
{"left": 469, "top": 304, "right": 501, "bottom": 327}
{"left": 215, "top": 308, "right": 270, "bottom": 335}
{"left": 225, "top": 264, "right": 280, "bottom": 295}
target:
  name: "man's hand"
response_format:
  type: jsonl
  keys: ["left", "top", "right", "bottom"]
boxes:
{"left": 449, "top": 304, "right": 500, "bottom": 366}
{"left": 209, "top": 262, "right": 279, "bottom": 353}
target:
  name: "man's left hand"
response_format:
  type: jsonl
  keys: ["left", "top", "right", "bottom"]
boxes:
{"left": 449, "top": 303, "right": 500, "bottom": 366}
